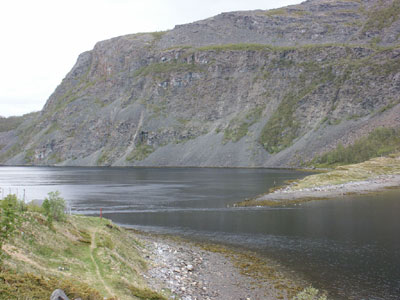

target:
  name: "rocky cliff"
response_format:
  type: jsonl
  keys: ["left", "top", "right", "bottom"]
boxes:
{"left": 1, "top": 0, "right": 400, "bottom": 167}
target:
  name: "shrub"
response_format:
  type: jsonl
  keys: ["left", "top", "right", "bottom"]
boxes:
{"left": 0, "top": 195, "right": 23, "bottom": 265}
{"left": 42, "top": 191, "right": 66, "bottom": 225}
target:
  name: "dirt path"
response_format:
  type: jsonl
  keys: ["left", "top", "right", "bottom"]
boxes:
{"left": 89, "top": 229, "right": 114, "bottom": 297}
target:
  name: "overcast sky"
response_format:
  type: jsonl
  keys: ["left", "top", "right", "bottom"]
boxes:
{"left": 0, "top": 0, "right": 302, "bottom": 117}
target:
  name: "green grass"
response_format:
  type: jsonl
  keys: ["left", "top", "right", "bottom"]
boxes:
{"left": 1, "top": 210, "right": 162, "bottom": 300}
{"left": 0, "top": 117, "right": 23, "bottom": 132}
{"left": 377, "top": 99, "right": 400, "bottom": 113}
{"left": 0, "top": 116, "right": 27, "bottom": 133}
{"left": 150, "top": 31, "right": 167, "bottom": 41}
{"left": 44, "top": 123, "right": 60, "bottom": 135}
{"left": 134, "top": 60, "right": 205, "bottom": 77}
{"left": 237, "top": 153, "right": 400, "bottom": 207}
{"left": 94, "top": 97, "right": 107, "bottom": 108}
{"left": 312, "top": 127, "right": 400, "bottom": 167}
{"left": 0, "top": 144, "right": 22, "bottom": 162}
{"left": 0, "top": 270, "right": 103, "bottom": 300}
{"left": 291, "top": 10, "right": 311, "bottom": 17}
{"left": 24, "top": 149, "right": 35, "bottom": 164}
{"left": 223, "top": 106, "right": 264, "bottom": 143}
{"left": 0, "top": 112, "right": 38, "bottom": 133}
{"left": 263, "top": 8, "right": 288, "bottom": 16}
{"left": 370, "top": 56, "right": 400, "bottom": 76}
{"left": 127, "top": 284, "right": 168, "bottom": 300}
{"left": 196, "top": 42, "right": 393, "bottom": 57}
{"left": 295, "top": 154, "right": 400, "bottom": 190}
{"left": 46, "top": 65, "right": 94, "bottom": 115}
{"left": 97, "top": 150, "right": 110, "bottom": 166}
{"left": 198, "top": 43, "right": 274, "bottom": 52}
{"left": 126, "top": 144, "right": 154, "bottom": 161}
{"left": 362, "top": 0, "right": 400, "bottom": 32}
{"left": 259, "top": 63, "right": 336, "bottom": 154}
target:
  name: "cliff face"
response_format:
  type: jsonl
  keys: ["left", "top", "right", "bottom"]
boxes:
{"left": 1, "top": 0, "right": 400, "bottom": 167}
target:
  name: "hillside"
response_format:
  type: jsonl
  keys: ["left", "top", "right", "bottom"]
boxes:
{"left": 0, "top": 0, "right": 399, "bottom": 167}
{"left": 1, "top": 213, "right": 166, "bottom": 300}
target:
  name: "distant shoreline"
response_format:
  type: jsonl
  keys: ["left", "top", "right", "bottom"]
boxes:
{"left": 236, "top": 156, "right": 400, "bottom": 207}
{"left": 236, "top": 174, "right": 400, "bottom": 207}
{"left": 0, "top": 163, "right": 317, "bottom": 171}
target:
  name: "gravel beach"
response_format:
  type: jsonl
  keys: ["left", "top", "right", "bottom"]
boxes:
{"left": 136, "top": 233, "right": 304, "bottom": 300}
{"left": 252, "top": 174, "right": 400, "bottom": 204}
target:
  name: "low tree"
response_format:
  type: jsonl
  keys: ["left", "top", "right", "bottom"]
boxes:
{"left": 42, "top": 191, "right": 66, "bottom": 226}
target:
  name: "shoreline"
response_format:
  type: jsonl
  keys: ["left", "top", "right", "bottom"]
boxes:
{"left": 236, "top": 156, "right": 400, "bottom": 207}
{"left": 131, "top": 229, "right": 307, "bottom": 300}
{"left": 0, "top": 163, "right": 318, "bottom": 172}
{"left": 237, "top": 174, "right": 400, "bottom": 207}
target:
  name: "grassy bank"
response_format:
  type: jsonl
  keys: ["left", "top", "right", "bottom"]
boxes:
{"left": 237, "top": 154, "right": 400, "bottom": 207}
{"left": 0, "top": 207, "right": 167, "bottom": 300}
{"left": 294, "top": 154, "right": 400, "bottom": 190}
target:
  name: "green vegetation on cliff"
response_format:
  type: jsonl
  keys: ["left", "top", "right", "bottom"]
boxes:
{"left": 126, "top": 143, "right": 155, "bottom": 161}
{"left": 0, "top": 112, "right": 38, "bottom": 133}
{"left": 223, "top": 106, "right": 264, "bottom": 143}
{"left": 312, "top": 127, "right": 400, "bottom": 167}
{"left": 362, "top": 0, "right": 400, "bottom": 32}
{"left": 134, "top": 60, "right": 205, "bottom": 77}
{"left": 260, "top": 65, "right": 336, "bottom": 154}
{"left": 0, "top": 117, "right": 25, "bottom": 133}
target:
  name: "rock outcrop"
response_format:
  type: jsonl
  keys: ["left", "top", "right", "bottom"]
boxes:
{"left": 1, "top": 0, "right": 399, "bottom": 167}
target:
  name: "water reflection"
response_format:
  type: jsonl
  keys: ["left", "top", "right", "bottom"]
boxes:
{"left": 1, "top": 166, "right": 399, "bottom": 299}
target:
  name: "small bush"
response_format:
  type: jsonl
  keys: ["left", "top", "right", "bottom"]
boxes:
{"left": 293, "top": 286, "right": 327, "bottom": 300}
{"left": 127, "top": 284, "right": 168, "bottom": 300}
{"left": 26, "top": 202, "right": 44, "bottom": 213}
{"left": 42, "top": 191, "right": 66, "bottom": 225}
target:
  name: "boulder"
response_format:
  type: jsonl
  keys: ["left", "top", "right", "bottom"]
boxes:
{"left": 50, "top": 289, "right": 69, "bottom": 300}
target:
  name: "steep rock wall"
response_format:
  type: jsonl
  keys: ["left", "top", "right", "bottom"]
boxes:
{"left": 1, "top": 0, "right": 400, "bottom": 167}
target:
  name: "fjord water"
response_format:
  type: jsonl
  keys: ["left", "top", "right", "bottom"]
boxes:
{"left": 1, "top": 167, "right": 399, "bottom": 299}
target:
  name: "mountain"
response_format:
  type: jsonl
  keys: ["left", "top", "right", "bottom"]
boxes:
{"left": 1, "top": 0, "right": 399, "bottom": 167}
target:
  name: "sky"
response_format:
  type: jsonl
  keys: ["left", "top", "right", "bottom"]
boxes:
{"left": 0, "top": 0, "right": 303, "bottom": 117}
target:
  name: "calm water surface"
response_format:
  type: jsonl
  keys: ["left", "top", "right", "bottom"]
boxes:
{"left": 1, "top": 166, "right": 399, "bottom": 299}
